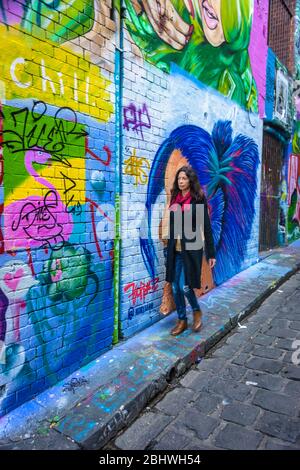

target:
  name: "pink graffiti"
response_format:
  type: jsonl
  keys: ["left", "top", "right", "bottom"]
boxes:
{"left": 0, "top": 261, "right": 38, "bottom": 347}
{"left": 85, "top": 137, "right": 113, "bottom": 261}
{"left": 124, "top": 277, "right": 159, "bottom": 306}
{"left": 85, "top": 141, "right": 112, "bottom": 167}
{"left": 3, "top": 268, "right": 24, "bottom": 291}
{"left": 288, "top": 154, "right": 300, "bottom": 224}
{"left": 4, "top": 148, "right": 73, "bottom": 252}
{"left": 0, "top": 103, "right": 3, "bottom": 255}
{"left": 50, "top": 259, "right": 63, "bottom": 282}
{"left": 85, "top": 198, "right": 114, "bottom": 260}
{"left": 123, "top": 103, "right": 151, "bottom": 140}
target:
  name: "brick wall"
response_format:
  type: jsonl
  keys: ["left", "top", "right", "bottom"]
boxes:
{"left": 268, "top": 0, "right": 296, "bottom": 74}
{"left": 0, "top": 1, "right": 116, "bottom": 416}
{"left": 120, "top": 0, "right": 264, "bottom": 338}
{"left": 0, "top": 1, "right": 271, "bottom": 415}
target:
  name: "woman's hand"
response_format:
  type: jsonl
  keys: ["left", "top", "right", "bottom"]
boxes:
{"left": 209, "top": 258, "right": 216, "bottom": 269}
{"left": 133, "top": 0, "right": 193, "bottom": 50}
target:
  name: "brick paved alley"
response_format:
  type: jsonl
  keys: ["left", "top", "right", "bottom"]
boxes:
{"left": 108, "top": 271, "right": 300, "bottom": 451}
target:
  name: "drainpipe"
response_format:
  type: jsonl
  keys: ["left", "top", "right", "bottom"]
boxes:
{"left": 113, "top": 1, "right": 124, "bottom": 344}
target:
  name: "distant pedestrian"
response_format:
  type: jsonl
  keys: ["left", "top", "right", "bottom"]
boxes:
{"left": 163, "top": 166, "right": 216, "bottom": 336}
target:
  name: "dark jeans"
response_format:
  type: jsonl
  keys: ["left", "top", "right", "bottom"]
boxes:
{"left": 171, "top": 251, "right": 200, "bottom": 320}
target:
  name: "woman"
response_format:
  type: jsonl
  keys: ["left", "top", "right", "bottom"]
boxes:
{"left": 164, "top": 165, "right": 216, "bottom": 336}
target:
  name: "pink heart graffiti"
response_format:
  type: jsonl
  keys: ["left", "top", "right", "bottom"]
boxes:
{"left": 4, "top": 268, "right": 24, "bottom": 291}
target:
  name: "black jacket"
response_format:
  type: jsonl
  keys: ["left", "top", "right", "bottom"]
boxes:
{"left": 165, "top": 198, "right": 215, "bottom": 289}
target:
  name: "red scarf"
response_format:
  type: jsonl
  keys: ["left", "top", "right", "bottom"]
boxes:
{"left": 169, "top": 191, "right": 192, "bottom": 212}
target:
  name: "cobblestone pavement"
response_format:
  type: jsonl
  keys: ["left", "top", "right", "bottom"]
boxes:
{"left": 107, "top": 271, "right": 300, "bottom": 451}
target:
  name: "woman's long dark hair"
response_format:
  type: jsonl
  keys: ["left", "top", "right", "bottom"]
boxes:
{"left": 170, "top": 166, "right": 205, "bottom": 204}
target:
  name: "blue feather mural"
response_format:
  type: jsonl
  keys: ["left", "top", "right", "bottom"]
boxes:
{"left": 140, "top": 120, "right": 260, "bottom": 286}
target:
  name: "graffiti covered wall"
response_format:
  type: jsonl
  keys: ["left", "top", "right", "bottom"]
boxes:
{"left": 0, "top": 1, "right": 270, "bottom": 414}
{"left": 0, "top": 1, "right": 115, "bottom": 415}
{"left": 124, "top": 0, "right": 268, "bottom": 115}
{"left": 286, "top": 0, "right": 300, "bottom": 243}
{"left": 120, "top": 2, "right": 263, "bottom": 338}
{"left": 281, "top": 124, "right": 300, "bottom": 243}
{"left": 283, "top": 0, "right": 300, "bottom": 243}
{"left": 295, "top": 0, "right": 300, "bottom": 99}
{"left": 249, "top": 0, "right": 269, "bottom": 118}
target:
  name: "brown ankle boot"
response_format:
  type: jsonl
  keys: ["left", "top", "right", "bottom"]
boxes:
{"left": 193, "top": 310, "right": 203, "bottom": 332}
{"left": 171, "top": 319, "right": 188, "bottom": 336}
{"left": 170, "top": 320, "right": 180, "bottom": 335}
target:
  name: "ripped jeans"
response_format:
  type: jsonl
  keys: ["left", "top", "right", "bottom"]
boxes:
{"left": 171, "top": 251, "right": 200, "bottom": 321}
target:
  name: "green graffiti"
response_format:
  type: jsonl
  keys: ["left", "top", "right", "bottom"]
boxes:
{"left": 22, "top": 0, "right": 95, "bottom": 43}
{"left": 292, "top": 122, "right": 300, "bottom": 154}
{"left": 124, "top": 0, "right": 258, "bottom": 111}
{"left": 1, "top": 103, "right": 86, "bottom": 200}
{"left": 39, "top": 242, "right": 99, "bottom": 304}
{"left": 287, "top": 190, "right": 300, "bottom": 241}
{"left": 26, "top": 243, "right": 102, "bottom": 376}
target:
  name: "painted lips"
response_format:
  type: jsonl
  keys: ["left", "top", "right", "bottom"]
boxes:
{"left": 201, "top": 0, "right": 219, "bottom": 30}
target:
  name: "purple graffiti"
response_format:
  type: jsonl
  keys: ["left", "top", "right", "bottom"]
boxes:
{"left": 4, "top": 148, "right": 73, "bottom": 252}
{"left": 0, "top": 1, "right": 25, "bottom": 26}
{"left": 123, "top": 103, "right": 151, "bottom": 140}
{"left": 11, "top": 190, "right": 67, "bottom": 250}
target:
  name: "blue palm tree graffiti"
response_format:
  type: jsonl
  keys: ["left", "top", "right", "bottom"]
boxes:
{"left": 140, "top": 120, "right": 260, "bottom": 286}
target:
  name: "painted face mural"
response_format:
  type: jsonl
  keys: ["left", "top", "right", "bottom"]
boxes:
{"left": 140, "top": 120, "right": 259, "bottom": 286}
{"left": 199, "top": 0, "right": 225, "bottom": 47}
{"left": 124, "top": 0, "right": 258, "bottom": 111}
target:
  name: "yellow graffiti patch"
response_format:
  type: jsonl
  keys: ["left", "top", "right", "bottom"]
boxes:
{"left": 124, "top": 148, "right": 150, "bottom": 186}
{"left": 5, "top": 157, "right": 85, "bottom": 208}
{"left": 0, "top": 26, "right": 113, "bottom": 122}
